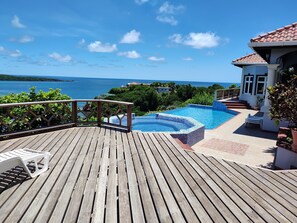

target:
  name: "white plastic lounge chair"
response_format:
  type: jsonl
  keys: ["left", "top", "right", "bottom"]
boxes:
{"left": 0, "top": 149, "right": 51, "bottom": 178}
{"left": 245, "top": 114, "right": 263, "bottom": 128}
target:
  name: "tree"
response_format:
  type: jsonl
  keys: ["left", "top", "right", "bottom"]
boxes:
{"left": 228, "top": 84, "right": 237, "bottom": 89}
{"left": 207, "top": 84, "right": 224, "bottom": 93}
{"left": 176, "top": 84, "right": 196, "bottom": 101}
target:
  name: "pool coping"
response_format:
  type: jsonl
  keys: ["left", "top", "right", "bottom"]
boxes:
{"left": 132, "top": 113, "right": 205, "bottom": 146}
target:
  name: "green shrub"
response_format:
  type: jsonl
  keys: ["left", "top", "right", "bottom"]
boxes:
{"left": 0, "top": 87, "right": 71, "bottom": 133}
{"left": 185, "top": 92, "right": 214, "bottom": 105}
{"left": 268, "top": 70, "right": 297, "bottom": 126}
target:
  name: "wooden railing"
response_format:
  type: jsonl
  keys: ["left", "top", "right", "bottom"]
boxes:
{"left": 214, "top": 88, "right": 240, "bottom": 101}
{"left": 0, "top": 99, "right": 133, "bottom": 139}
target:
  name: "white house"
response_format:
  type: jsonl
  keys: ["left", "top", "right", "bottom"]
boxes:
{"left": 232, "top": 53, "right": 268, "bottom": 109}
{"left": 233, "top": 22, "right": 297, "bottom": 131}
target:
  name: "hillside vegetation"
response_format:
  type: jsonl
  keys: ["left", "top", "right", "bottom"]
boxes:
{"left": 100, "top": 82, "right": 230, "bottom": 115}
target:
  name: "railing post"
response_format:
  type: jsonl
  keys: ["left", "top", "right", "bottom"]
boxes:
{"left": 97, "top": 101, "right": 102, "bottom": 126}
{"left": 72, "top": 101, "right": 77, "bottom": 126}
{"left": 127, "top": 104, "right": 132, "bottom": 132}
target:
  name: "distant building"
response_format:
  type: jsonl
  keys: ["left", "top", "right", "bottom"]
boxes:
{"left": 127, "top": 82, "right": 150, "bottom": 87}
{"left": 156, "top": 86, "right": 172, "bottom": 93}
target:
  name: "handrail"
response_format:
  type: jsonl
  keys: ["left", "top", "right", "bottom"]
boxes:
{"left": 0, "top": 99, "right": 133, "bottom": 139}
{"left": 0, "top": 99, "right": 133, "bottom": 108}
{"left": 214, "top": 88, "right": 240, "bottom": 101}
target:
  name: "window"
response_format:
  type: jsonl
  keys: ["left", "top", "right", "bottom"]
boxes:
{"left": 243, "top": 75, "right": 253, "bottom": 94}
{"left": 255, "top": 76, "right": 267, "bottom": 95}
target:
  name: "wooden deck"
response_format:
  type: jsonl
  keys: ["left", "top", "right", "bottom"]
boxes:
{"left": 0, "top": 127, "right": 297, "bottom": 222}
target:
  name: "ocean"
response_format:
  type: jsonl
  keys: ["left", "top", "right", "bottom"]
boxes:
{"left": 0, "top": 76, "right": 238, "bottom": 99}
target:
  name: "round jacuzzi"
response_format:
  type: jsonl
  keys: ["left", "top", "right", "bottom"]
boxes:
{"left": 110, "top": 113, "right": 205, "bottom": 146}
{"left": 132, "top": 115, "right": 192, "bottom": 132}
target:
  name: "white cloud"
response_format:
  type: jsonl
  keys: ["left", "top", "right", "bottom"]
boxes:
{"left": 135, "top": 0, "right": 149, "bottom": 5}
{"left": 49, "top": 52, "right": 72, "bottom": 63}
{"left": 118, "top": 51, "right": 141, "bottom": 59}
{"left": 79, "top": 38, "right": 86, "bottom": 45}
{"left": 183, "top": 57, "right": 193, "bottom": 61}
{"left": 11, "top": 15, "right": 26, "bottom": 28}
{"left": 148, "top": 56, "right": 165, "bottom": 62}
{"left": 156, "top": 15, "right": 178, "bottom": 26}
{"left": 120, "top": 30, "right": 141, "bottom": 44}
{"left": 169, "top": 32, "right": 220, "bottom": 49}
{"left": 19, "top": 35, "right": 34, "bottom": 43}
{"left": 9, "top": 36, "right": 34, "bottom": 43}
{"left": 156, "top": 2, "right": 185, "bottom": 26}
{"left": 88, "top": 41, "right": 117, "bottom": 53}
{"left": 10, "top": 50, "right": 22, "bottom": 57}
{"left": 158, "top": 1, "right": 185, "bottom": 14}
{"left": 169, "top": 33, "right": 182, "bottom": 43}
{"left": 0, "top": 46, "right": 4, "bottom": 52}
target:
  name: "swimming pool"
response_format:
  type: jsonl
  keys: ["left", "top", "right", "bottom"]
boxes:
{"left": 163, "top": 104, "right": 237, "bottom": 129}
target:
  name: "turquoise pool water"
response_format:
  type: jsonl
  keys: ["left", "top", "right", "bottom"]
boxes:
{"left": 163, "top": 105, "right": 236, "bottom": 129}
{"left": 132, "top": 116, "right": 192, "bottom": 132}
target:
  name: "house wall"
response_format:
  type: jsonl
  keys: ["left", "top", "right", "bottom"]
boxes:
{"left": 270, "top": 47, "right": 297, "bottom": 64}
{"left": 239, "top": 65, "right": 267, "bottom": 108}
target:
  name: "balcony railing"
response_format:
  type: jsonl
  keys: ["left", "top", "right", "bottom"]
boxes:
{"left": 214, "top": 88, "right": 240, "bottom": 101}
{"left": 0, "top": 99, "right": 133, "bottom": 139}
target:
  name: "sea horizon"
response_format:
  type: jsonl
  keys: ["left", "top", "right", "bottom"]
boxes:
{"left": 0, "top": 75, "right": 239, "bottom": 99}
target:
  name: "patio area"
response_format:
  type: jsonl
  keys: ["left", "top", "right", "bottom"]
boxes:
{"left": 0, "top": 126, "right": 297, "bottom": 222}
{"left": 192, "top": 109, "right": 278, "bottom": 168}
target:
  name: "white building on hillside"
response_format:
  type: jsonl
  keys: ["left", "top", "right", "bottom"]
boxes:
{"left": 156, "top": 87, "right": 172, "bottom": 94}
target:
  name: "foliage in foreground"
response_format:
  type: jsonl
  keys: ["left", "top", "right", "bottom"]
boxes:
{"left": 268, "top": 70, "right": 297, "bottom": 126}
{"left": 0, "top": 88, "right": 71, "bottom": 133}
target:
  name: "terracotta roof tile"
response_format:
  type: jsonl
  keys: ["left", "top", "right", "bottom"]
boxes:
{"left": 251, "top": 22, "right": 297, "bottom": 43}
{"left": 232, "top": 53, "right": 267, "bottom": 65}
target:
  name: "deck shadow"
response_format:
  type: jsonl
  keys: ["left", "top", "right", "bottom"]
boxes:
{"left": 0, "top": 167, "right": 30, "bottom": 193}
{"left": 233, "top": 123, "right": 277, "bottom": 140}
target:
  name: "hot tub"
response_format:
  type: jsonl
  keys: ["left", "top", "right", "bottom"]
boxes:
{"left": 111, "top": 113, "right": 205, "bottom": 146}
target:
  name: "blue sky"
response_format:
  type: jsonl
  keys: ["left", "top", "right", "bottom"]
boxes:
{"left": 1, "top": 0, "right": 297, "bottom": 83}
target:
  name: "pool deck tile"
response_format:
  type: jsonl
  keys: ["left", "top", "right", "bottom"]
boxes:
{"left": 192, "top": 109, "right": 278, "bottom": 168}
{"left": 200, "top": 138, "right": 248, "bottom": 156}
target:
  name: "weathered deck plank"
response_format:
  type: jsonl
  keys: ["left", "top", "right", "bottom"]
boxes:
{"left": 19, "top": 128, "right": 79, "bottom": 222}
{"left": 77, "top": 127, "right": 105, "bottom": 223}
{"left": 148, "top": 133, "right": 208, "bottom": 222}
{"left": 0, "top": 129, "right": 70, "bottom": 223}
{"left": 93, "top": 128, "right": 111, "bottom": 223}
{"left": 117, "top": 131, "right": 132, "bottom": 223}
{"left": 131, "top": 132, "right": 171, "bottom": 222}
{"left": 135, "top": 132, "right": 186, "bottom": 222}
{"left": 105, "top": 128, "right": 118, "bottom": 223}
{"left": 0, "top": 127, "right": 297, "bottom": 223}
